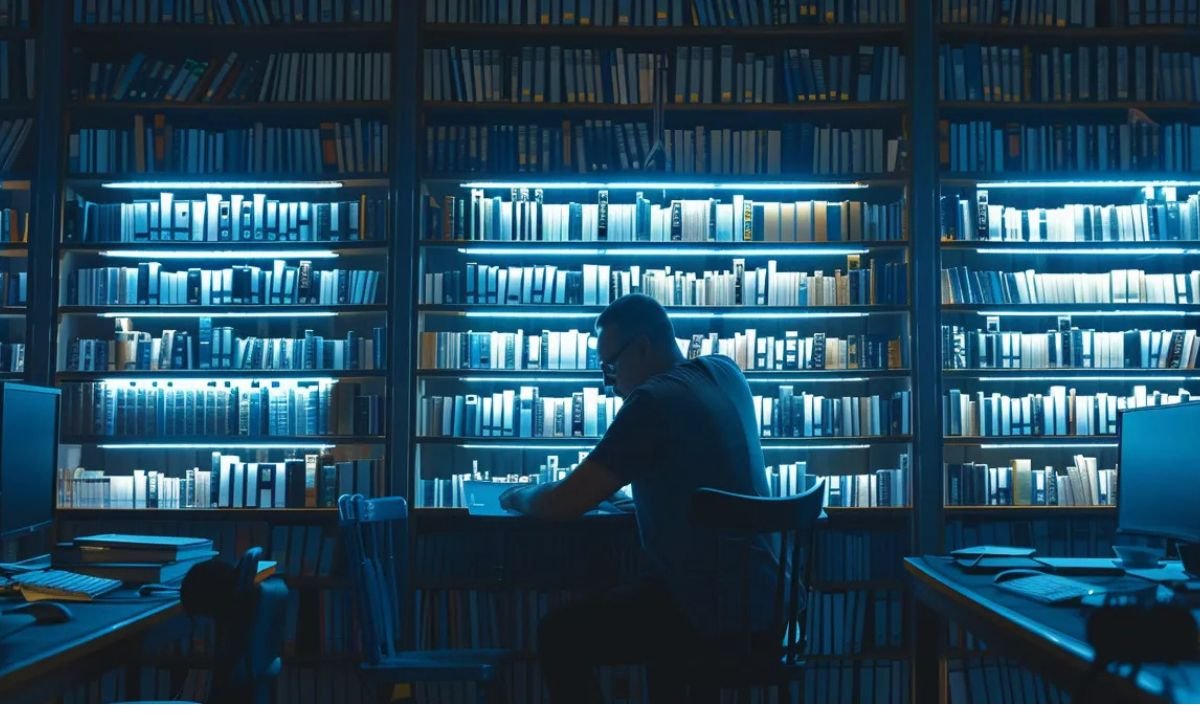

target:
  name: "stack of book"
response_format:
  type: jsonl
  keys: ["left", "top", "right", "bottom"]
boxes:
{"left": 52, "top": 533, "right": 217, "bottom": 585}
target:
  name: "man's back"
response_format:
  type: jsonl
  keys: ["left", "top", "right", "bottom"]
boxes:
{"left": 587, "top": 354, "right": 780, "bottom": 635}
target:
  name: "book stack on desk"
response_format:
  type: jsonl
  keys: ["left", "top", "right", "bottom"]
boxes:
{"left": 51, "top": 533, "right": 217, "bottom": 586}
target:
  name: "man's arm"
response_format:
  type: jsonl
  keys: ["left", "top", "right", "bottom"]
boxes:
{"left": 499, "top": 458, "right": 625, "bottom": 521}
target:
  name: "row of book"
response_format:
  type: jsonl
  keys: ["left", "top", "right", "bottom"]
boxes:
{"left": 944, "top": 455, "right": 1115, "bottom": 506}
{"left": 805, "top": 589, "right": 905, "bottom": 656}
{"left": 947, "top": 658, "right": 1068, "bottom": 704}
{"left": 941, "top": 266, "right": 1200, "bottom": 304}
{"left": 423, "top": 258, "right": 909, "bottom": 307}
{"left": 71, "top": 0, "right": 394, "bottom": 24}
{"left": 68, "top": 193, "right": 388, "bottom": 244}
{"left": 59, "top": 453, "right": 379, "bottom": 509}
{"left": 942, "top": 386, "right": 1194, "bottom": 436}
{"left": 940, "top": 190, "right": 1200, "bottom": 243}
{"left": 942, "top": 326, "right": 1200, "bottom": 369}
{"left": 0, "top": 207, "right": 27, "bottom": 243}
{"left": 423, "top": 121, "right": 903, "bottom": 175}
{"left": 424, "top": 44, "right": 906, "bottom": 104}
{"left": 0, "top": 1, "right": 27, "bottom": 28}
{"left": 68, "top": 263, "right": 382, "bottom": 306}
{"left": 0, "top": 118, "right": 30, "bottom": 173}
{"left": 66, "top": 326, "right": 386, "bottom": 372}
{"left": 939, "top": 43, "right": 1200, "bottom": 104}
{"left": 418, "top": 330, "right": 905, "bottom": 371}
{"left": 944, "top": 514, "right": 1117, "bottom": 558}
{"left": 940, "top": 0, "right": 1200, "bottom": 26}
{"left": 754, "top": 388, "right": 912, "bottom": 437}
{"left": 69, "top": 117, "right": 389, "bottom": 175}
{"left": 0, "top": 39, "right": 33, "bottom": 102}
{"left": 0, "top": 341, "right": 22, "bottom": 372}
{"left": 940, "top": 119, "right": 1200, "bottom": 174}
{"left": 0, "top": 270, "right": 24, "bottom": 306}
{"left": 60, "top": 380, "right": 383, "bottom": 437}
{"left": 424, "top": 0, "right": 908, "bottom": 25}
{"left": 767, "top": 457, "right": 910, "bottom": 507}
{"left": 426, "top": 190, "right": 905, "bottom": 243}
{"left": 814, "top": 528, "right": 907, "bottom": 582}
{"left": 74, "top": 50, "right": 392, "bottom": 104}
{"left": 419, "top": 387, "right": 623, "bottom": 438}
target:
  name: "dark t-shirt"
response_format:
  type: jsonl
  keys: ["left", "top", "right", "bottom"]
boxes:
{"left": 587, "top": 354, "right": 781, "bottom": 635}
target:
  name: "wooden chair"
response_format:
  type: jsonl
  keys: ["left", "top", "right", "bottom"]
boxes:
{"left": 337, "top": 494, "right": 511, "bottom": 702}
{"left": 685, "top": 480, "right": 826, "bottom": 701}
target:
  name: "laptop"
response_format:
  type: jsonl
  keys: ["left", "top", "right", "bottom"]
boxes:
{"left": 463, "top": 480, "right": 626, "bottom": 517}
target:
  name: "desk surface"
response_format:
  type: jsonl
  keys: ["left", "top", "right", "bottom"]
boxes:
{"left": 905, "top": 556, "right": 1200, "bottom": 703}
{"left": 0, "top": 591, "right": 179, "bottom": 696}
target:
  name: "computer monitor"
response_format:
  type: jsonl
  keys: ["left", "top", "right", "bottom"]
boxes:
{"left": 1116, "top": 401, "right": 1200, "bottom": 546}
{"left": 0, "top": 383, "right": 60, "bottom": 539}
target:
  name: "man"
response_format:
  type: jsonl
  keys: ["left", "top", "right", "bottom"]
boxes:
{"left": 499, "top": 293, "right": 780, "bottom": 702}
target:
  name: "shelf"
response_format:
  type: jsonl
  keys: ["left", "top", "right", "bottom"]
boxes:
{"left": 416, "top": 368, "right": 909, "bottom": 380}
{"left": 55, "top": 507, "right": 340, "bottom": 521}
{"left": 58, "top": 303, "right": 388, "bottom": 316}
{"left": 420, "top": 304, "right": 911, "bottom": 317}
{"left": 64, "top": 435, "right": 386, "bottom": 446}
{"left": 57, "top": 370, "right": 387, "bottom": 382}
{"left": 422, "top": 240, "right": 906, "bottom": 253}
{"left": 422, "top": 173, "right": 911, "bottom": 187}
{"left": 943, "top": 436, "right": 1119, "bottom": 447}
{"left": 943, "top": 369, "right": 1200, "bottom": 380}
{"left": 60, "top": 241, "right": 391, "bottom": 256}
{"left": 69, "top": 23, "right": 394, "bottom": 39}
{"left": 941, "top": 304, "right": 1199, "bottom": 316}
{"left": 944, "top": 505, "right": 1116, "bottom": 515}
{"left": 940, "top": 174, "right": 1200, "bottom": 186}
{"left": 65, "top": 175, "right": 391, "bottom": 189}
{"left": 941, "top": 241, "right": 1200, "bottom": 252}
{"left": 940, "top": 101, "right": 1200, "bottom": 112}
{"left": 423, "top": 101, "right": 908, "bottom": 115}
{"left": 0, "top": 242, "right": 28, "bottom": 257}
{"left": 415, "top": 435, "right": 913, "bottom": 446}
{"left": 935, "top": 24, "right": 1200, "bottom": 41}
{"left": 422, "top": 23, "right": 908, "bottom": 41}
{"left": 69, "top": 101, "right": 392, "bottom": 114}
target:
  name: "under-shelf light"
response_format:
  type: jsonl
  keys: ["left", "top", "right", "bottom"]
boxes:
{"left": 454, "top": 247, "right": 871, "bottom": 257}
{"left": 975, "top": 180, "right": 1200, "bottom": 189}
{"left": 761, "top": 443, "right": 872, "bottom": 451}
{"left": 458, "top": 181, "right": 869, "bottom": 191}
{"left": 97, "top": 442, "right": 336, "bottom": 450}
{"left": 100, "top": 180, "right": 345, "bottom": 191}
{"left": 457, "top": 443, "right": 597, "bottom": 450}
{"left": 974, "top": 247, "right": 1200, "bottom": 256}
{"left": 458, "top": 376, "right": 602, "bottom": 384}
{"left": 100, "top": 249, "right": 339, "bottom": 260}
{"left": 97, "top": 310, "right": 339, "bottom": 319}
{"left": 976, "top": 442, "right": 1119, "bottom": 449}
{"left": 744, "top": 376, "right": 867, "bottom": 383}
{"left": 92, "top": 376, "right": 338, "bottom": 387}
{"left": 462, "top": 310, "right": 873, "bottom": 320}
{"left": 972, "top": 309, "right": 1198, "bottom": 318}
{"left": 979, "top": 375, "right": 1200, "bottom": 383}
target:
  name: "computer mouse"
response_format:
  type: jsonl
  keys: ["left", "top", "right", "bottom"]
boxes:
{"left": 993, "top": 568, "right": 1046, "bottom": 584}
{"left": 3, "top": 601, "right": 73, "bottom": 624}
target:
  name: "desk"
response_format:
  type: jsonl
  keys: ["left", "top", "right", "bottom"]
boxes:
{"left": 0, "top": 590, "right": 180, "bottom": 701}
{"left": 906, "top": 556, "right": 1200, "bottom": 704}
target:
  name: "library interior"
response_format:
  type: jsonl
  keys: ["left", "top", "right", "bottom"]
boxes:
{"left": 0, "top": 0, "right": 1199, "bottom": 706}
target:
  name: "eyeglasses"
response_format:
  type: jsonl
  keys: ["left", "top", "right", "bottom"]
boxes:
{"left": 599, "top": 337, "right": 637, "bottom": 378}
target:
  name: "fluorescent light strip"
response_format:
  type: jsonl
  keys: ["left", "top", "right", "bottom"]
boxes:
{"left": 463, "top": 310, "right": 871, "bottom": 320}
{"left": 975, "top": 247, "right": 1198, "bottom": 256}
{"left": 100, "top": 180, "right": 344, "bottom": 190}
{"left": 98, "top": 442, "right": 335, "bottom": 450}
{"left": 456, "top": 247, "right": 870, "bottom": 257}
{"left": 978, "top": 442, "right": 1119, "bottom": 450}
{"left": 458, "top": 443, "right": 596, "bottom": 450}
{"left": 762, "top": 444, "right": 872, "bottom": 451}
{"left": 980, "top": 375, "right": 1200, "bottom": 383}
{"left": 98, "top": 311, "right": 338, "bottom": 319}
{"left": 745, "top": 376, "right": 867, "bottom": 383}
{"left": 459, "top": 181, "right": 868, "bottom": 191}
{"left": 95, "top": 377, "right": 338, "bottom": 387}
{"left": 459, "top": 376, "right": 601, "bottom": 384}
{"left": 101, "top": 250, "right": 339, "bottom": 260}
{"left": 976, "top": 180, "right": 1200, "bottom": 189}
{"left": 973, "top": 310, "right": 1196, "bottom": 317}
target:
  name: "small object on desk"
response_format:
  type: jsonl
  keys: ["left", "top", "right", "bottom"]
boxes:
{"left": 1034, "top": 557, "right": 1126, "bottom": 576}
{"left": 954, "top": 555, "right": 1044, "bottom": 573}
{"left": 10, "top": 569, "right": 122, "bottom": 602}
{"left": 1112, "top": 544, "right": 1166, "bottom": 569}
{"left": 993, "top": 569, "right": 1105, "bottom": 605}
{"left": 1126, "top": 562, "right": 1193, "bottom": 584}
{"left": 950, "top": 545, "right": 1037, "bottom": 559}
{"left": 2, "top": 601, "right": 73, "bottom": 624}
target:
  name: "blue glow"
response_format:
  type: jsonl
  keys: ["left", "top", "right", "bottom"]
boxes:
{"left": 98, "top": 311, "right": 340, "bottom": 319}
{"left": 979, "top": 375, "right": 1200, "bottom": 383}
{"left": 976, "top": 180, "right": 1200, "bottom": 189}
{"left": 458, "top": 181, "right": 868, "bottom": 191}
{"left": 101, "top": 249, "right": 339, "bottom": 260}
{"left": 457, "top": 376, "right": 601, "bottom": 383}
{"left": 457, "top": 443, "right": 597, "bottom": 450}
{"left": 762, "top": 444, "right": 872, "bottom": 450}
{"left": 100, "top": 180, "right": 344, "bottom": 190}
{"left": 745, "top": 376, "right": 867, "bottom": 383}
{"left": 975, "top": 248, "right": 1199, "bottom": 256}
{"left": 455, "top": 247, "right": 871, "bottom": 257}
{"left": 977, "top": 442, "right": 1119, "bottom": 449}
{"left": 97, "top": 442, "right": 336, "bottom": 450}
{"left": 94, "top": 377, "right": 338, "bottom": 387}
{"left": 972, "top": 310, "right": 1197, "bottom": 317}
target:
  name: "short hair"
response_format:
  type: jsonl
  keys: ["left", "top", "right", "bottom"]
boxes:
{"left": 595, "top": 293, "right": 675, "bottom": 350}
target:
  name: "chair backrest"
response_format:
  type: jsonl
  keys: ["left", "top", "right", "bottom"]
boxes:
{"left": 338, "top": 493, "right": 410, "bottom": 663}
{"left": 690, "top": 480, "right": 826, "bottom": 666}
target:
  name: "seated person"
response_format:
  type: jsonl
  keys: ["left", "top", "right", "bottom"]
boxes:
{"left": 500, "top": 294, "right": 780, "bottom": 702}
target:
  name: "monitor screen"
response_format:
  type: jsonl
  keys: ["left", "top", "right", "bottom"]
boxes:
{"left": 0, "top": 383, "right": 60, "bottom": 539}
{"left": 1116, "top": 402, "right": 1200, "bottom": 544}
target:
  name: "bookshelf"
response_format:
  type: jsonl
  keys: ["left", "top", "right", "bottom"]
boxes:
{"left": 0, "top": 0, "right": 34, "bottom": 387}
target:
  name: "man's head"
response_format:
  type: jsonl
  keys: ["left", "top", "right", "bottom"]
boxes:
{"left": 595, "top": 294, "right": 683, "bottom": 398}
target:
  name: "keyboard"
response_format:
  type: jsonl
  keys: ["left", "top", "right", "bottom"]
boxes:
{"left": 10, "top": 569, "right": 122, "bottom": 602}
{"left": 995, "top": 572, "right": 1103, "bottom": 605}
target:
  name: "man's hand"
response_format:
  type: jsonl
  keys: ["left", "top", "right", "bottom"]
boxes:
{"left": 499, "top": 485, "right": 531, "bottom": 514}
{"left": 493, "top": 459, "right": 625, "bottom": 521}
